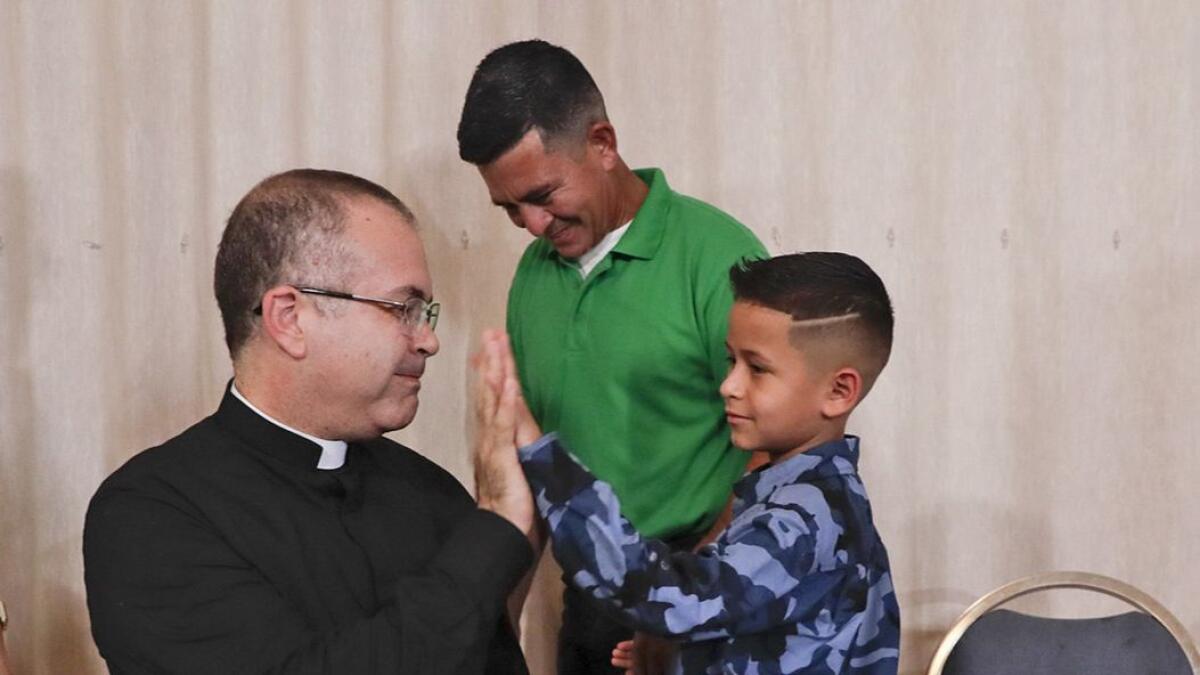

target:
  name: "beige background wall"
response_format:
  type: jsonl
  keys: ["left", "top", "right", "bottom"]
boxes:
{"left": 1, "top": 1, "right": 1197, "bottom": 673}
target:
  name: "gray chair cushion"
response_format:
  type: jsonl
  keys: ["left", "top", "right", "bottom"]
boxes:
{"left": 944, "top": 608, "right": 1191, "bottom": 675}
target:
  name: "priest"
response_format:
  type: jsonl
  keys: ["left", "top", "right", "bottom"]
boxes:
{"left": 84, "top": 169, "right": 536, "bottom": 674}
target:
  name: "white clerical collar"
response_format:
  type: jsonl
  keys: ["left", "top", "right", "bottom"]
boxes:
{"left": 230, "top": 382, "right": 347, "bottom": 470}
{"left": 575, "top": 220, "right": 632, "bottom": 278}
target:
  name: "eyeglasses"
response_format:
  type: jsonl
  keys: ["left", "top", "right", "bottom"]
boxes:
{"left": 286, "top": 286, "right": 440, "bottom": 331}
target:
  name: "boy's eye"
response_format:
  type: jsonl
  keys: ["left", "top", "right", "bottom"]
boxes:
{"left": 749, "top": 362, "right": 768, "bottom": 375}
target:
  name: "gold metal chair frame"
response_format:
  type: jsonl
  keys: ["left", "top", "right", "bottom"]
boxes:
{"left": 926, "top": 571, "right": 1200, "bottom": 675}
{"left": 0, "top": 599, "right": 9, "bottom": 675}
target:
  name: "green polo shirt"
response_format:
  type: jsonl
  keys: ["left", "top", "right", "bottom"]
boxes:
{"left": 506, "top": 168, "right": 767, "bottom": 539}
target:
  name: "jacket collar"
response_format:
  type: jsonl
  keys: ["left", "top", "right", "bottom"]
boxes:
{"left": 733, "top": 436, "right": 861, "bottom": 509}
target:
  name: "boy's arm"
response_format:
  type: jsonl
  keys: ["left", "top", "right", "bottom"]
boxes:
{"left": 519, "top": 435, "right": 822, "bottom": 641}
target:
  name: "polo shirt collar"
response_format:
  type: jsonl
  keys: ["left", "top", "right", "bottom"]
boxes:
{"left": 610, "top": 167, "right": 671, "bottom": 261}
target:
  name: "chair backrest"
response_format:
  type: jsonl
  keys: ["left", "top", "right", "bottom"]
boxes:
{"left": 944, "top": 608, "right": 1189, "bottom": 674}
{"left": 926, "top": 571, "right": 1200, "bottom": 675}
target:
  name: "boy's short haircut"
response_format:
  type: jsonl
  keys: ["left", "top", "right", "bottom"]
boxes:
{"left": 730, "top": 252, "right": 894, "bottom": 395}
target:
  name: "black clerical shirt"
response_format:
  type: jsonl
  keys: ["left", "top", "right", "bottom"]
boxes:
{"left": 84, "top": 388, "right": 532, "bottom": 674}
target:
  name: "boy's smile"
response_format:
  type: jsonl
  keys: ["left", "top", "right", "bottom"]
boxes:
{"left": 721, "top": 301, "right": 842, "bottom": 461}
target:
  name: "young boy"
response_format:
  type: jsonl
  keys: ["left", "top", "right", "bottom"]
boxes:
{"left": 487, "top": 253, "right": 900, "bottom": 674}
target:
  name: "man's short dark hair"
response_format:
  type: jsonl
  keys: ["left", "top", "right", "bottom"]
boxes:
{"left": 214, "top": 169, "right": 414, "bottom": 358}
{"left": 730, "top": 252, "right": 894, "bottom": 391}
{"left": 457, "top": 39, "right": 608, "bottom": 165}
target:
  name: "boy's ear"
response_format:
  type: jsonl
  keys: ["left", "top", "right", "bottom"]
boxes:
{"left": 259, "top": 285, "right": 309, "bottom": 359}
{"left": 821, "top": 367, "right": 862, "bottom": 419}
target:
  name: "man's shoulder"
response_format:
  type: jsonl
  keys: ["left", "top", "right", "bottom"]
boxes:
{"left": 645, "top": 176, "right": 765, "bottom": 255}
{"left": 665, "top": 189, "right": 742, "bottom": 227}
{"left": 85, "top": 414, "right": 243, "bottom": 535}
{"left": 97, "top": 414, "right": 232, "bottom": 490}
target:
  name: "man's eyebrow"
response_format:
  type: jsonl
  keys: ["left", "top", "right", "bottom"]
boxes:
{"left": 492, "top": 183, "right": 555, "bottom": 207}
{"left": 384, "top": 285, "right": 430, "bottom": 302}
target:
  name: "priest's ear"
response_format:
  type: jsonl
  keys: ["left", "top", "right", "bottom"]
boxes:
{"left": 257, "top": 285, "right": 308, "bottom": 359}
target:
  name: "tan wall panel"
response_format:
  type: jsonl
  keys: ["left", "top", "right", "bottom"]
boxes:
{"left": 1, "top": 2, "right": 1196, "bottom": 673}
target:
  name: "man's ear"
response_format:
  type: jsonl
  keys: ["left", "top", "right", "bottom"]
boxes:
{"left": 259, "top": 285, "right": 308, "bottom": 359}
{"left": 822, "top": 367, "right": 862, "bottom": 419}
{"left": 585, "top": 121, "right": 620, "bottom": 170}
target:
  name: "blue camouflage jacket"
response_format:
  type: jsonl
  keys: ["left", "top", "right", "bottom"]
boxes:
{"left": 519, "top": 434, "right": 900, "bottom": 675}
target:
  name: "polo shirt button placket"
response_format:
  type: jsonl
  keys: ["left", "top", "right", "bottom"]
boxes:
{"left": 566, "top": 285, "right": 589, "bottom": 354}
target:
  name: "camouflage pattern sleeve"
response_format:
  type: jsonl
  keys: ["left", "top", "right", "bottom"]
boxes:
{"left": 521, "top": 433, "right": 902, "bottom": 673}
{"left": 521, "top": 434, "right": 823, "bottom": 640}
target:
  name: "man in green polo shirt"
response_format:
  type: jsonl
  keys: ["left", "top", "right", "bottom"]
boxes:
{"left": 457, "top": 40, "right": 767, "bottom": 674}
